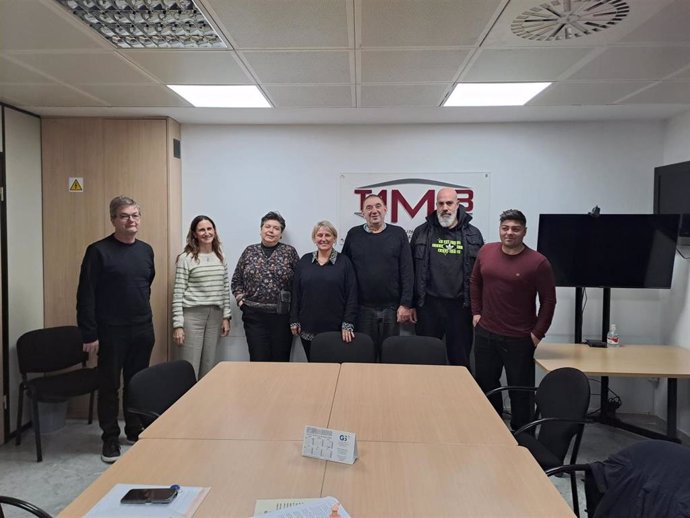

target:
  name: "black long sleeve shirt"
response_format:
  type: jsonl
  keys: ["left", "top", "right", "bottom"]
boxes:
{"left": 341, "top": 224, "right": 413, "bottom": 308}
{"left": 76, "top": 234, "right": 155, "bottom": 343}
{"left": 290, "top": 251, "right": 358, "bottom": 335}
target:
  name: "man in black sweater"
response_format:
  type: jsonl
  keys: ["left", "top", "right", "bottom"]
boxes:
{"left": 77, "top": 196, "right": 155, "bottom": 463}
{"left": 342, "top": 194, "right": 414, "bottom": 359}
{"left": 410, "top": 188, "right": 484, "bottom": 367}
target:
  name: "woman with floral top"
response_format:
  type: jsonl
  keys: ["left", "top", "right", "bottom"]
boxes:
{"left": 231, "top": 211, "right": 299, "bottom": 361}
{"left": 290, "top": 221, "right": 357, "bottom": 361}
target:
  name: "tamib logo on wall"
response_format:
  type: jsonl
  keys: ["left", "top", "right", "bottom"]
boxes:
{"left": 338, "top": 173, "right": 491, "bottom": 244}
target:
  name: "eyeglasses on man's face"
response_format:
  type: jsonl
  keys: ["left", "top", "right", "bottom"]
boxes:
{"left": 117, "top": 213, "right": 141, "bottom": 221}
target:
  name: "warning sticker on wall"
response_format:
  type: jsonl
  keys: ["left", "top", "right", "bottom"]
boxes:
{"left": 69, "top": 177, "right": 84, "bottom": 192}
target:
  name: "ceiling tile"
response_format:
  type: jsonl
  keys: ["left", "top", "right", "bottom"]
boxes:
{"left": 206, "top": 0, "right": 350, "bottom": 49}
{"left": 361, "top": 0, "right": 503, "bottom": 47}
{"left": 361, "top": 49, "right": 469, "bottom": 83}
{"left": 670, "top": 67, "right": 690, "bottom": 80}
{"left": 360, "top": 84, "right": 447, "bottom": 107}
{"left": 121, "top": 50, "right": 253, "bottom": 85}
{"left": 622, "top": 82, "right": 690, "bottom": 104}
{"left": 0, "top": 83, "right": 107, "bottom": 106}
{"left": 569, "top": 47, "right": 690, "bottom": 81}
{"left": 463, "top": 48, "right": 592, "bottom": 82}
{"left": 528, "top": 81, "right": 654, "bottom": 106}
{"left": 14, "top": 52, "right": 155, "bottom": 84}
{"left": 0, "top": 56, "right": 53, "bottom": 83}
{"left": 0, "top": 0, "right": 108, "bottom": 50}
{"left": 264, "top": 84, "right": 353, "bottom": 107}
{"left": 620, "top": 0, "right": 690, "bottom": 44}
{"left": 76, "top": 84, "right": 192, "bottom": 107}
{"left": 243, "top": 51, "right": 351, "bottom": 83}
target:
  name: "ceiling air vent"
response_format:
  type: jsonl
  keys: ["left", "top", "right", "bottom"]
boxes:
{"left": 511, "top": 0, "right": 630, "bottom": 41}
{"left": 54, "top": 0, "right": 226, "bottom": 49}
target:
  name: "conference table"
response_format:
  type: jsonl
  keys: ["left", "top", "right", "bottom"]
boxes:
{"left": 536, "top": 342, "right": 690, "bottom": 442}
{"left": 60, "top": 362, "right": 573, "bottom": 517}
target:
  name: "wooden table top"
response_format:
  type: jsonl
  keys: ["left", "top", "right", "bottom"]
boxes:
{"left": 328, "top": 363, "right": 517, "bottom": 445}
{"left": 58, "top": 439, "right": 326, "bottom": 518}
{"left": 140, "top": 361, "right": 341, "bottom": 440}
{"left": 536, "top": 342, "right": 690, "bottom": 378}
{"left": 322, "top": 442, "right": 574, "bottom": 517}
{"left": 64, "top": 362, "right": 573, "bottom": 517}
{"left": 59, "top": 439, "right": 572, "bottom": 518}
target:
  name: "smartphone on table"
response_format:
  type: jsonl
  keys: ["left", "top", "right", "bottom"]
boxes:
{"left": 121, "top": 487, "right": 178, "bottom": 505}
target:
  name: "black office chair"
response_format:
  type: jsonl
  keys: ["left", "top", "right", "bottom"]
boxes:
{"left": 487, "top": 367, "right": 591, "bottom": 517}
{"left": 0, "top": 496, "right": 52, "bottom": 518}
{"left": 380, "top": 336, "right": 447, "bottom": 365}
{"left": 15, "top": 326, "right": 99, "bottom": 462}
{"left": 126, "top": 360, "right": 197, "bottom": 427}
{"left": 310, "top": 332, "right": 375, "bottom": 363}
{"left": 547, "top": 440, "right": 690, "bottom": 518}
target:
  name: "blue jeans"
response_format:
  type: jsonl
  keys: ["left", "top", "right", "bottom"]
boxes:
{"left": 357, "top": 305, "right": 399, "bottom": 360}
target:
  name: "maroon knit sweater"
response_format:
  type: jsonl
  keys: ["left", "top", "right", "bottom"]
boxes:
{"left": 470, "top": 242, "right": 556, "bottom": 339}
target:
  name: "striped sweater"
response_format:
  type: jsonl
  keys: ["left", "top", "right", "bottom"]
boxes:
{"left": 172, "top": 252, "right": 231, "bottom": 328}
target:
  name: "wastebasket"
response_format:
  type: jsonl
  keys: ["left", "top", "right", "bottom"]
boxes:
{"left": 37, "top": 400, "right": 68, "bottom": 434}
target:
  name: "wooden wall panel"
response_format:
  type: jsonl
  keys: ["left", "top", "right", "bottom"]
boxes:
{"left": 102, "top": 119, "right": 169, "bottom": 364}
{"left": 42, "top": 117, "right": 180, "bottom": 418}
{"left": 42, "top": 118, "right": 105, "bottom": 327}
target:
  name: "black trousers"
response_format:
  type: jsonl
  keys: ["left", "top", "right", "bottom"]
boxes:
{"left": 474, "top": 325, "right": 535, "bottom": 431}
{"left": 97, "top": 322, "right": 155, "bottom": 442}
{"left": 416, "top": 296, "right": 473, "bottom": 367}
{"left": 357, "top": 305, "right": 398, "bottom": 360}
{"left": 300, "top": 337, "right": 312, "bottom": 361}
{"left": 241, "top": 306, "right": 293, "bottom": 361}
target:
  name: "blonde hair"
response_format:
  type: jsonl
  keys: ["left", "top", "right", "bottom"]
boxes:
{"left": 311, "top": 220, "right": 338, "bottom": 241}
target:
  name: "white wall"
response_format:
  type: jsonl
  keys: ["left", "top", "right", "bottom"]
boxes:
{"left": 657, "top": 110, "right": 690, "bottom": 432}
{"left": 3, "top": 107, "right": 44, "bottom": 432}
{"left": 182, "top": 120, "right": 669, "bottom": 405}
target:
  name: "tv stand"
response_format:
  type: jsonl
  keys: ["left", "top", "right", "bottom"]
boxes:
{"left": 573, "top": 287, "right": 680, "bottom": 443}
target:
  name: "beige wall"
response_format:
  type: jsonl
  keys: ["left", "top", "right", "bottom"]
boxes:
{"left": 4, "top": 107, "right": 44, "bottom": 435}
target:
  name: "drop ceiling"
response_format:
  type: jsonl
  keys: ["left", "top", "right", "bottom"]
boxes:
{"left": 1, "top": 0, "right": 689, "bottom": 124}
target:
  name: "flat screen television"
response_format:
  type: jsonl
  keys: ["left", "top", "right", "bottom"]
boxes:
{"left": 654, "top": 161, "right": 690, "bottom": 237}
{"left": 537, "top": 214, "right": 679, "bottom": 288}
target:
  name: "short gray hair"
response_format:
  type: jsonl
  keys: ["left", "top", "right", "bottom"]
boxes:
{"left": 311, "top": 220, "right": 338, "bottom": 241}
{"left": 109, "top": 196, "right": 140, "bottom": 219}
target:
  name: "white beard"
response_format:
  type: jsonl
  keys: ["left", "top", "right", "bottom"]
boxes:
{"left": 437, "top": 213, "right": 456, "bottom": 228}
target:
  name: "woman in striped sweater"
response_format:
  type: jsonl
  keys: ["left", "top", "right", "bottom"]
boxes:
{"left": 172, "top": 215, "right": 231, "bottom": 378}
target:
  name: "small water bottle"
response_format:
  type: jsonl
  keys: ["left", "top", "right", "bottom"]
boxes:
{"left": 607, "top": 324, "right": 620, "bottom": 347}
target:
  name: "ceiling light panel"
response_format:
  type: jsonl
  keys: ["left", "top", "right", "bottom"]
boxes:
{"left": 444, "top": 83, "right": 552, "bottom": 106}
{"left": 53, "top": 0, "right": 226, "bottom": 49}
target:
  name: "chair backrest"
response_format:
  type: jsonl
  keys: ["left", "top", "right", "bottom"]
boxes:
{"left": 381, "top": 336, "right": 447, "bottom": 365}
{"left": 127, "top": 360, "right": 196, "bottom": 427}
{"left": 0, "top": 496, "right": 53, "bottom": 518}
{"left": 16, "top": 326, "right": 87, "bottom": 375}
{"left": 535, "top": 367, "right": 590, "bottom": 462}
{"left": 310, "top": 332, "right": 375, "bottom": 363}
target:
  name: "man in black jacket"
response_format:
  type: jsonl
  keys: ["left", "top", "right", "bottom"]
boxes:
{"left": 77, "top": 196, "right": 155, "bottom": 463}
{"left": 410, "top": 187, "right": 484, "bottom": 367}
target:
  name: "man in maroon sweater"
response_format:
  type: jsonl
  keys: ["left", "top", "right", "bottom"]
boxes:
{"left": 470, "top": 209, "right": 556, "bottom": 430}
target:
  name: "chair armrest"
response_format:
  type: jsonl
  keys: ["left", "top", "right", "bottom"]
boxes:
{"left": 545, "top": 464, "right": 591, "bottom": 477}
{"left": 513, "top": 417, "right": 593, "bottom": 436}
{"left": 485, "top": 385, "right": 538, "bottom": 397}
{"left": 127, "top": 407, "right": 161, "bottom": 420}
